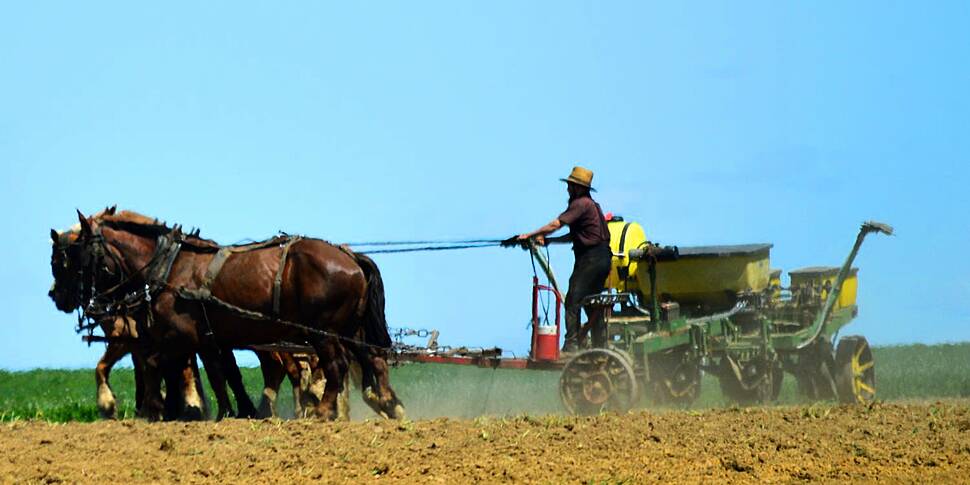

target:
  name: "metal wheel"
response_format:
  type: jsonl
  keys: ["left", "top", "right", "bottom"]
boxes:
{"left": 718, "top": 357, "right": 783, "bottom": 405}
{"left": 794, "top": 338, "right": 837, "bottom": 401}
{"left": 835, "top": 336, "right": 875, "bottom": 404}
{"left": 559, "top": 348, "right": 639, "bottom": 415}
{"left": 647, "top": 352, "right": 701, "bottom": 406}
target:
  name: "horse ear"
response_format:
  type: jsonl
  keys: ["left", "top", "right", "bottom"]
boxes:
{"left": 50, "top": 229, "right": 59, "bottom": 244}
{"left": 76, "top": 209, "right": 92, "bottom": 236}
{"left": 106, "top": 205, "right": 117, "bottom": 215}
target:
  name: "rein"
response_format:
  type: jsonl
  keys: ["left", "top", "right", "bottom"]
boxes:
{"left": 349, "top": 238, "right": 506, "bottom": 254}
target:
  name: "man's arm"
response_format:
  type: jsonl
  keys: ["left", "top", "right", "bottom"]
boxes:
{"left": 515, "top": 200, "right": 581, "bottom": 245}
{"left": 518, "top": 218, "right": 563, "bottom": 242}
{"left": 544, "top": 233, "right": 572, "bottom": 244}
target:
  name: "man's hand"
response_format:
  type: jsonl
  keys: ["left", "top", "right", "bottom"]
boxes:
{"left": 516, "top": 234, "right": 546, "bottom": 245}
{"left": 501, "top": 235, "right": 525, "bottom": 248}
{"left": 501, "top": 234, "right": 534, "bottom": 250}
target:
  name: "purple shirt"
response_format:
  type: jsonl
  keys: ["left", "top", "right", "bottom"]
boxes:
{"left": 558, "top": 196, "right": 610, "bottom": 251}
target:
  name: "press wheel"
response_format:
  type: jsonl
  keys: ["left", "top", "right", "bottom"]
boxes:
{"left": 647, "top": 351, "right": 701, "bottom": 406}
{"left": 795, "top": 338, "right": 838, "bottom": 401}
{"left": 719, "top": 358, "right": 783, "bottom": 405}
{"left": 835, "top": 336, "right": 876, "bottom": 404}
{"left": 559, "top": 348, "right": 639, "bottom": 415}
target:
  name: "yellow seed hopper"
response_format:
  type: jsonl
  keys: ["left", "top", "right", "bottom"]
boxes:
{"left": 607, "top": 219, "right": 772, "bottom": 310}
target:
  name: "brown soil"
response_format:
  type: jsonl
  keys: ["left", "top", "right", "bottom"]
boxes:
{"left": 2, "top": 401, "right": 970, "bottom": 484}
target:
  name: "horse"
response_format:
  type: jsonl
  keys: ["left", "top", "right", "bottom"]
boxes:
{"left": 50, "top": 208, "right": 403, "bottom": 421}
{"left": 51, "top": 229, "right": 211, "bottom": 420}
{"left": 51, "top": 218, "right": 257, "bottom": 420}
{"left": 51, "top": 225, "right": 339, "bottom": 421}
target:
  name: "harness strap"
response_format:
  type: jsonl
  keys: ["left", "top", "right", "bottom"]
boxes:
{"left": 203, "top": 248, "right": 232, "bottom": 293}
{"left": 273, "top": 237, "right": 302, "bottom": 319}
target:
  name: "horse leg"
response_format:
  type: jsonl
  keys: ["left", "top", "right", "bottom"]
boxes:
{"left": 371, "top": 350, "right": 405, "bottom": 419}
{"left": 288, "top": 354, "right": 309, "bottom": 418}
{"left": 162, "top": 356, "right": 185, "bottom": 421}
{"left": 217, "top": 348, "right": 257, "bottom": 419}
{"left": 308, "top": 337, "right": 347, "bottom": 421}
{"left": 179, "top": 355, "right": 206, "bottom": 421}
{"left": 197, "top": 349, "right": 235, "bottom": 420}
{"left": 255, "top": 351, "right": 286, "bottom": 418}
{"left": 132, "top": 351, "right": 145, "bottom": 413}
{"left": 138, "top": 352, "right": 165, "bottom": 421}
{"left": 337, "top": 361, "right": 357, "bottom": 421}
{"left": 348, "top": 344, "right": 405, "bottom": 420}
{"left": 282, "top": 353, "right": 324, "bottom": 419}
{"left": 192, "top": 355, "right": 210, "bottom": 419}
{"left": 95, "top": 341, "right": 128, "bottom": 419}
{"left": 352, "top": 353, "right": 383, "bottom": 418}
{"left": 301, "top": 355, "right": 326, "bottom": 418}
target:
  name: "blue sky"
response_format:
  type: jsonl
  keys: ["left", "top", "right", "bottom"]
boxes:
{"left": 1, "top": 2, "right": 967, "bottom": 369}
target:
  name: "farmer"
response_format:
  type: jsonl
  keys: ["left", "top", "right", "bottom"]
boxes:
{"left": 516, "top": 166, "right": 612, "bottom": 353}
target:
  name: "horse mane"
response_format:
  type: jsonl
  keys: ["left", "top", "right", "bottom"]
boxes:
{"left": 96, "top": 209, "right": 222, "bottom": 250}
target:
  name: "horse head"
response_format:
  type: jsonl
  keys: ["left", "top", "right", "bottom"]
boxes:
{"left": 48, "top": 208, "right": 124, "bottom": 313}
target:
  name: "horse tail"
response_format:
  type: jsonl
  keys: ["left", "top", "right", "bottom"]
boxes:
{"left": 354, "top": 253, "right": 392, "bottom": 349}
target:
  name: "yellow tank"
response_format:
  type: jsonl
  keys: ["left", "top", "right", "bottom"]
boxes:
{"left": 607, "top": 219, "right": 773, "bottom": 308}
{"left": 637, "top": 243, "right": 773, "bottom": 308}
{"left": 607, "top": 220, "right": 648, "bottom": 292}
{"left": 789, "top": 266, "right": 859, "bottom": 309}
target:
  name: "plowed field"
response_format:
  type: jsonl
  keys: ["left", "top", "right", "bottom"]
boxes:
{"left": 2, "top": 401, "right": 969, "bottom": 484}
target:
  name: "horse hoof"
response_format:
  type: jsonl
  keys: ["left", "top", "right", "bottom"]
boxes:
{"left": 98, "top": 404, "right": 117, "bottom": 420}
{"left": 363, "top": 387, "right": 380, "bottom": 404}
{"left": 97, "top": 392, "right": 117, "bottom": 420}
{"left": 315, "top": 408, "right": 337, "bottom": 421}
{"left": 182, "top": 405, "right": 206, "bottom": 421}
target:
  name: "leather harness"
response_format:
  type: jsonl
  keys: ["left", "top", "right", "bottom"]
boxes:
{"left": 176, "top": 235, "right": 304, "bottom": 325}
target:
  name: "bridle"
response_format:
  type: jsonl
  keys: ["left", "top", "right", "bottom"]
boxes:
{"left": 62, "top": 222, "right": 181, "bottom": 335}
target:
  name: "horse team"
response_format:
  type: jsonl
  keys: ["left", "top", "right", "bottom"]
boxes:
{"left": 49, "top": 207, "right": 404, "bottom": 421}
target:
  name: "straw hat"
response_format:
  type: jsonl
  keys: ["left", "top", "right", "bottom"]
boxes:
{"left": 560, "top": 166, "right": 596, "bottom": 191}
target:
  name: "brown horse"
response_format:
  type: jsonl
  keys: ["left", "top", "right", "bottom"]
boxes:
{"left": 50, "top": 208, "right": 403, "bottom": 421}
{"left": 53, "top": 226, "right": 352, "bottom": 421}
{"left": 51, "top": 227, "right": 211, "bottom": 420}
{"left": 51, "top": 222, "right": 255, "bottom": 420}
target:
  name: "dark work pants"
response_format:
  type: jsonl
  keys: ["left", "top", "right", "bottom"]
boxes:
{"left": 564, "top": 244, "right": 612, "bottom": 348}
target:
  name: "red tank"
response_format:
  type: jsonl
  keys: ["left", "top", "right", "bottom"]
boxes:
{"left": 531, "top": 276, "right": 562, "bottom": 362}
